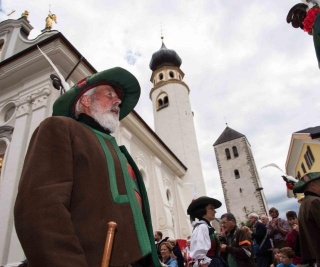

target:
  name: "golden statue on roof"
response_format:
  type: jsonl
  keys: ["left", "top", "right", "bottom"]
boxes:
{"left": 21, "top": 10, "right": 29, "bottom": 20}
{"left": 45, "top": 11, "right": 57, "bottom": 30}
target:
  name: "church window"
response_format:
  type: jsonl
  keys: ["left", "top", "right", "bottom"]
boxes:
{"left": 0, "top": 102, "right": 16, "bottom": 124}
{"left": 163, "top": 96, "right": 169, "bottom": 107}
{"left": 4, "top": 106, "right": 15, "bottom": 122}
{"left": 159, "top": 73, "right": 164, "bottom": 81}
{"left": 169, "top": 71, "right": 174, "bottom": 78}
{"left": 301, "top": 162, "right": 306, "bottom": 174}
{"left": 157, "top": 93, "right": 169, "bottom": 111}
{"left": 225, "top": 148, "right": 231, "bottom": 160}
{"left": 232, "top": 146, "right": 239, "bottom": 157}
{"left": 304, "top": 146, "right": 314, "bottom": 169}
{"left": 0, "top": 39, "right": 4, "bottom": 61}
{"left": 158, "top": 99, "right": 163, "bottom": 108}
{"left": 166, "top": 189, "right": 172, "bottom": 205}
{"left": 234, "top": 169, "right": 240, "bottom": 179}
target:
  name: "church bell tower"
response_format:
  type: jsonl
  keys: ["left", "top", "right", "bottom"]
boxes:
{"left": 149, "top": 39, "right": 206, "bottom": 197}
{"left": 213, "top": 126, "right": 268, "bottom": 223}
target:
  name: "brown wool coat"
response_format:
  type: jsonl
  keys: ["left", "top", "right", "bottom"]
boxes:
{"left": 298, "top": 194, "right": 320, "bottom": 261}
{"left": 14, "top": 116, "right": 159, "bottom": 267}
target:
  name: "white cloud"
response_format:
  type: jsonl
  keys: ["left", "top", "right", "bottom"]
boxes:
{"left": 4, "top": 0, "right": 316, "bottom": 222}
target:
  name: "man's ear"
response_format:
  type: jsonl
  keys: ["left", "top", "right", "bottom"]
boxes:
{"left": 80, "top": 95, "right": 91, "bottom": 108}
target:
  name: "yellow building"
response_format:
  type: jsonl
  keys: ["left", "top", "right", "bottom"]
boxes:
{"left": 285, "top": 126, "right": 320, "bottom": 198}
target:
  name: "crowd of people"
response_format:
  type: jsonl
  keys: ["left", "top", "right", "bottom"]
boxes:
{"left": 155, "top": 187, "right": 320, "bottom": 267}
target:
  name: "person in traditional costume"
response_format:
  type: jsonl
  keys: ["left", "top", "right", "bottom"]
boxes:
{"left": 293, "top": 172, "right": 320, "bottom": 267}
{"left": 14, "top": 67, "right": 161, "bottom": 267}
{"left": 187, "top": 196, "right": 226, "bottom": 267}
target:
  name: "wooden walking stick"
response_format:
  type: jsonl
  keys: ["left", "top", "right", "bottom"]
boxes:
{"left": 101, "top": 221, "right": 117, "bottom": 267}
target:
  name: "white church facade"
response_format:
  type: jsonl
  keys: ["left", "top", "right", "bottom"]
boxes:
{"left": 0, "top": 17, "right": 206, "bottom": 266}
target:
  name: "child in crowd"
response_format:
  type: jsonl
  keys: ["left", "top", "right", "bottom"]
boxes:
{"left": 276, "top": 247, "right": 296, "bottom": 267}
{"left": 270, "top": 248, "right": 281, "bottom": 267}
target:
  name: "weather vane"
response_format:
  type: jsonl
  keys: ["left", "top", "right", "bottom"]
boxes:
{"left": 160, "top": 22, "right": 164, "bottom": 41}
{"left": 224, "top": 116, "right": 228, "bottom": 126}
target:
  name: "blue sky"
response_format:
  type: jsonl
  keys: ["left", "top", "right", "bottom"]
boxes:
{"left": 1, "top": 0, "right": 318, "bottom": 220}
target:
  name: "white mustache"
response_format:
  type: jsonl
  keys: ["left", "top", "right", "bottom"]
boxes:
{"left": 110, "top": 106, "right": 120, "bottom": 113}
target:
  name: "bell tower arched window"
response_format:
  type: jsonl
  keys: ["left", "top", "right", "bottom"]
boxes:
{"left": 225, "top": 148, "right": 231, "bottom": 160}
{"left": 156, "top": 93, "right": 169, "bottom": 111}
{"left": 234, "top": 169, "right": 240, "bottom": 179}
{"left": 232, "top": 146, "right": 239, "bottom": 157}
{"left": 163, "top": 96, "right": 168, "bottom": 106}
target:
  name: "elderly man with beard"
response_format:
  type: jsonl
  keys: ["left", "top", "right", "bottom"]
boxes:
{"left": 14, "top": 68, "right": 161, "bottom": 267}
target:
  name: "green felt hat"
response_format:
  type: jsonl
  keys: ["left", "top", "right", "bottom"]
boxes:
{"left": 293, "top": 172, "right": 320, "bottom": 193}
{"left": 52, "top": 67, "right": 140, "bottom": 120}
{"left": 187, "top": 196, "right": 222, "bottom": 216}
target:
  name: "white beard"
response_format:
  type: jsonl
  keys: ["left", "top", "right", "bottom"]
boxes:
{"left": 91, "top": 101, "right": 120, "bottom": 133}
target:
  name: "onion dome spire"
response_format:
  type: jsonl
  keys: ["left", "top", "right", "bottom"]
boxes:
{"left": 149, "top": 37, "right": 182, "bottom": 71}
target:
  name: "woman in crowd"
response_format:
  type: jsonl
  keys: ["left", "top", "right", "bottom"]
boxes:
{"left": 160, "top": 242, "right": 178, "bottom": 267}
{"left": 187, "top": 196, "right": 227, "bottom": 267}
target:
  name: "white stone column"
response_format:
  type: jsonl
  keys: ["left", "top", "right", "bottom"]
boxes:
{"left": 0, "top": 87, "right": 52, "bottom": 266}
{"left": 173, "top": 178, "right": 192, "bottom": 238}
{"left": 6, "top": 88, "right": 51, "bottom": 266}
{"left": 152, "top": 157, "right": 174, "bottom": 238}
{"left": 27, "top": 88, "right": 51, "bottom": 143}
{"left": 0, "top": 97, "right": 32, "bottom": 266}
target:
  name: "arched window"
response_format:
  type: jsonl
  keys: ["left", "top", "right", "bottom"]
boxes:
{"left": 232, "top": 146, "right": 239, "bottom": 157}
{"left": 166, "top": 189, "right": 173, "bottom": 205}
{"left": 159, "top": 73, "right": 164, "bottom": 81}
{"left": 163, "top": 96, "right": 169, "bottom": 107}
{"left": 156, "top": 93, "right": 169, "bottom": 111}
{"left": 225, "top": 148, "right": 231, "bottom": 160}
{"left": 169, "top": 71, "right": 174, "bottom": 78}
{"left": 234, "top": 169, "right": 240, "bottom": 179}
